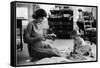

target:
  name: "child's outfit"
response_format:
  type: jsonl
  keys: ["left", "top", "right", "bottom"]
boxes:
{"left": 73, "top": 36, "right": 91, "bottom": 56}
{"left": 70, "top": 30, "right": 93, "bottom": 60}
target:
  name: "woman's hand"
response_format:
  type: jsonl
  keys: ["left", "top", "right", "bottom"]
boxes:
{"left": 43, "top": 33, "right": 56, "bottom": 40}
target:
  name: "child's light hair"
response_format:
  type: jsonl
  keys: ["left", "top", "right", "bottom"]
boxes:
{"left": 70, "top": 30, "right": 81, "bottom": 37}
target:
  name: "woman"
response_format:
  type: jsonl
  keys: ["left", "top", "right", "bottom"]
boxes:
{"left": 23, "top": 9, "right": 61, "bottom": 61}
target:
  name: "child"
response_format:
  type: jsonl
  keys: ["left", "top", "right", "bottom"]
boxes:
{"left": 69, "top": 30, "right": 94, "bottom": 60}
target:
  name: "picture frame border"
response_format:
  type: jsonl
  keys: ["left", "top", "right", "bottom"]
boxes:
{"left": 10, "top": 1, "right": 98, "bottom": 67}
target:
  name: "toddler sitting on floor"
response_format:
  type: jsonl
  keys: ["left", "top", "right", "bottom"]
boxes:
{"left": 68, "top": 30, "right": 94, "bottom": 60}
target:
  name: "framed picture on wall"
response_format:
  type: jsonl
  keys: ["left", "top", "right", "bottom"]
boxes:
{"left": 11, "top": 1, "right": 98, "bottom": 67}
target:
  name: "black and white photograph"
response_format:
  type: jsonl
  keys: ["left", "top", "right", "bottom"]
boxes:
{"left": 11, "top": 1, "right": 97, "bottom": 66}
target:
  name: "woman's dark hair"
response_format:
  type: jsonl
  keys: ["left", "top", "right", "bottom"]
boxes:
{"left": 32, "top": 9, "right": 47, "bottom": 19}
